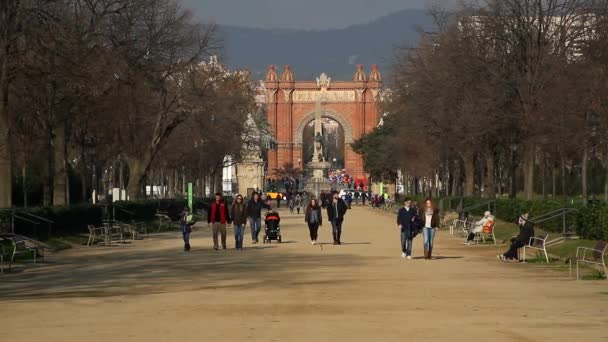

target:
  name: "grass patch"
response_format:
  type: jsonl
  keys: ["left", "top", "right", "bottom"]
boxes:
{"left": 46, "top": 237, "right": 78, "bottom": 251}
{"left": 547, "top": 239, "right": 597, "bottom": 259}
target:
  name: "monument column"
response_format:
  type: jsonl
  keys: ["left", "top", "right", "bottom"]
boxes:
{"left": 264, "top": 65, "right": 279, "bottom": 175}
{"left": 353, "top": 65, "right": 368, "bottom": 179}
{"left": 280, "top": 65, "right": 295, "bottom": 168}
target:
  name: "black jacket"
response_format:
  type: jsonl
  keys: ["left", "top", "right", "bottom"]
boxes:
{"left": 515, "top": 221, "right": 535, "bottom": 245}
{"left": 326, "top": 199, "right": 348, "bottom": 221}
{"left": 247, "top": 199, "right": 264, "bottom": 219}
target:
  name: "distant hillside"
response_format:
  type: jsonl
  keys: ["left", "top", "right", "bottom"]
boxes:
{"left": 219, "top": 9, "right": 436, "bottom": 81}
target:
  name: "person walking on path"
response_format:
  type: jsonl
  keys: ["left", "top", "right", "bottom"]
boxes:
{"left": 327, "top": 190, "right": 348, "bottom": 245}
{"left": 179, "top": 206, "right": 196, "bottom": 251}
{"left": 247, "top": 192, "right": 264, "bottom": 244}
{"left": 208, "top": 192, "right": 232, "bottom": 250}
{"left": 419, "top": 198, "right": 440, "bottom": 259}
{"left": 288, "top": 193, "right": 295, "bottom": 213}
{"left": 305, "top": 198, "right": 323, "bottom": 245}
{"left": 295, "top": 194, "right": 302, "bottom": 214}
{"left": 231, "top": 194, "right": 247, "bottom": 250}
{"left": 397, "top": 198, "right": 418, "bottom": 259}
{"left": 498, "top": 213, "right": 534, "bottom": 262}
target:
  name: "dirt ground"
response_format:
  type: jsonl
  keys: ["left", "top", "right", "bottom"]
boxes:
{"left": 1, "top": 206, "right": 607, "bottom": 341}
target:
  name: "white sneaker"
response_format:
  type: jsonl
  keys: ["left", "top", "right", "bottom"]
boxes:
{"left": 407, "top": 256, "right": 413, "bottom": 260}
{"left": 311, "top": 241, "right": 315, "bottom": 245}
{"left": 401, "top": 252, "right": 406, "bottom": 258}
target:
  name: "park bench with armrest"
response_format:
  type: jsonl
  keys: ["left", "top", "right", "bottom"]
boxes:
{"left": 470, "top": 220, "right": 497, "bottom": 245}
{"left": 0, "top": 235, "right": 46, "bottom": 273}
{"left": 155, "top": 212, "right": 177, "bottom": 232}
{"left": 576, "top": 241, "right": 607, "bottom": 281}
{"left": 130, "top": 220, "right": 148, "bottom": 239}
{"left": 450, "top": 219, "right": 470, "bottom": 236}
{"left": 522, "top": 234, "right": 550, "bottom": 263}
{"left": 87, "top": 225, "right": 106, "bottom": 246}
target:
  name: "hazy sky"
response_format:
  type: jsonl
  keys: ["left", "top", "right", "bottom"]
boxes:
{"left": 181, "top": 0, "right": 455, "bottom": 29}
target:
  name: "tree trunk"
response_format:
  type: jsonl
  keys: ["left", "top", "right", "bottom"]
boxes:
{"left": 581, "top": 145, "right": 588, "bottom": 206}
{"left": 561, "top": 155, "right": 567, "bottom": 201}
{"left": 118, "top": 158, "right": 124, "bottom": 190}
{"left": 21, "top": 163, "right": 27, "bottom": 208}
{"left": 52, "top": 123, "right": 67, "bottom": 206}
{"left": 126, "top": 157, "right": 148, "bottom": 200}
{"left": 174, "top": 169, "right": 179, "bottom": 196}
{"left": 540, "top": 153, "right": 546, "bottom": 199}
{"left": 523, "top": 144, "right": 535, "bottom": 200}
{"left": 182, "top": 166, "right": 186, "bottom": 196}
{"left": 215, "top": 171, "right": 223, "bottom": 195}
{"left": 509, "top": 152, "right": 517, "bottom": 199}
{"left": 200, "top": 172, "right": 206, "bottom": 197}
{"left": 552, "top": 162, "right": 557, "bottom": 199}
{"left": 167, "top": 169, "right": 174, "bottom": 198}
{"left": 451, "top": 161, "right": 460, "bottom": 197}
{"left": 484, "top": 152, "right": 496, "bottom": 199}
{"left": 604, "top": 163, "right": 608, "bottom": 203}
{"left": 81, "top": 147, "right": 88, "bottom": 203}
{"left": 463, "top": 154, "right": 475, "bottom": 197}
{"left": 0, "top": 44, "right": 11, "bottom": 208}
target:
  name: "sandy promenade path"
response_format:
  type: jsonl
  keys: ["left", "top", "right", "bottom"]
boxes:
{"left": 1, "top": 206, "right": 606, "bottom": 341}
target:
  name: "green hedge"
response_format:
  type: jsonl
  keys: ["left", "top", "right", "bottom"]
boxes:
{"left": 3, "top": 197, "right": 233, "bottom": 240}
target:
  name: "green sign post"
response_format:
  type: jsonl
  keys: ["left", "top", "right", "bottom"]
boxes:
{"left": 187, "top": 183, "right": 193, "bottom": 210}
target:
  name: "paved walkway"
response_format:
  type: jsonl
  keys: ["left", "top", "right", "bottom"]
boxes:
{"left": 1, "top": 206, "right": 606, "bottom": 341}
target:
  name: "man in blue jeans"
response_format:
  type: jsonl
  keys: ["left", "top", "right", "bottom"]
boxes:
{"left": 247, "top": 192, "right": 265, "bottom": 244}
{"left": 397, "top": 198, "right": 418, "bottom": 259}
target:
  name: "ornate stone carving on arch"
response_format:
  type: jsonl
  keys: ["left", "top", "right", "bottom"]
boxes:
{"left": 294, "top": 110, "right": 354, "bottom": 145}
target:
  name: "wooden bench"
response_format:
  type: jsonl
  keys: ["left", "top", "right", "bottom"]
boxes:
{"left": 576, "top": 241, "right": 607, "bottom": 281}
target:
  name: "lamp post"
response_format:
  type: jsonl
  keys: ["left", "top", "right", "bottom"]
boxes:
{"left": 297, "top": 158, "right": 302, "bottom": 191}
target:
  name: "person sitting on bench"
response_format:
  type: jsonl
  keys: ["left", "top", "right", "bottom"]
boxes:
{"left": 465, "top": 211, "right": 495, "bottom": 245}
{"left": 498, "top": 213, "right": 534, "bottom": 262}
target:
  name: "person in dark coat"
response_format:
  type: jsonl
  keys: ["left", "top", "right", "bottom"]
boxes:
{"left": 304, "top": 198, "right": 323, "bottom": 245}
{"left": 397, "top": 197, "right": 418, "bottom": 259}
{"left": 231, "top": 194, "right": 247, "bottom": 250}
{"left": 326, "top": 191, "right": 348, "bottom": 245}
{"left": 498, "top": 213, "right": 535, "bottom": 262}
{"left": 247, "top": 192, "right": 264, "bottom": 244}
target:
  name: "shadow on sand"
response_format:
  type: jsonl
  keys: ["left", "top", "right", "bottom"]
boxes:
{"left": 0, "top": 238, "right": 367, "bottom": 301}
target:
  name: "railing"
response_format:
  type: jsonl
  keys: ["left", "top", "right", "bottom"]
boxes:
{"left": 461, "top": 200, "right": 496, "bottom": 215}
{"left": 529, "top": 208, "right": 578, "bottom": 235}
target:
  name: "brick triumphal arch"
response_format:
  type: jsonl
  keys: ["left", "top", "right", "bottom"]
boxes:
{"left": 263, "top": 64, "right": 382, "bottom": 188}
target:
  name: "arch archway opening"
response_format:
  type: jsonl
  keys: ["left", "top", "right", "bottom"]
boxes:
{"left": 302, "top": 117, "right": 345, "bottom": 170}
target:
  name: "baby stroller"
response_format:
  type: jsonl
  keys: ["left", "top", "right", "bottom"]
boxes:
{"left": 263, "top": 209, "right": 282, "bottom": 243}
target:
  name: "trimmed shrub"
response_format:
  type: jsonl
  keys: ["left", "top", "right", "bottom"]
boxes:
{"left": 10, "top": 197, "right": 232, "bottom": 240}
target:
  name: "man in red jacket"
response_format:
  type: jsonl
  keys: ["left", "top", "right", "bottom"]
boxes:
{"left": 208, "top": 192, "right": 232, "bottom": 250}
